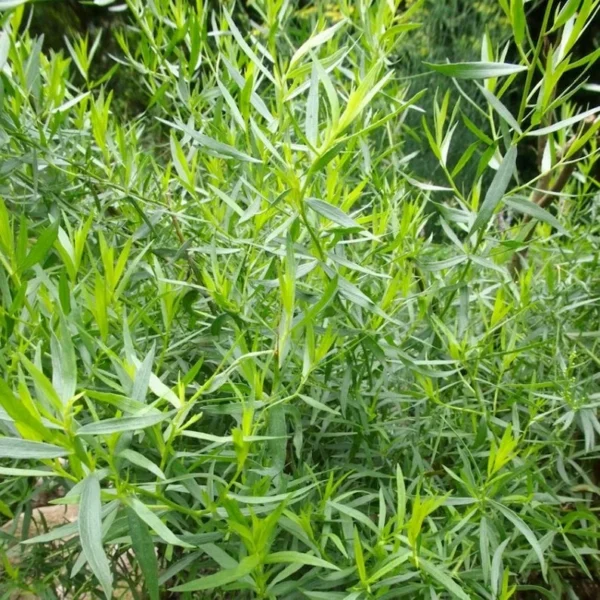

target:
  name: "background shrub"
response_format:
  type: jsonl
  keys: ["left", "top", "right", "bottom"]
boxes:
{"left": 0, "top": 1, "right": 599, "bottom": 598}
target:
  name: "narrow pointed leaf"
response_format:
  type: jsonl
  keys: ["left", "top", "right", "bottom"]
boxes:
{"left": 289, "top": 20, "right": 347, "bottom": 70}
{"left": 79, "top": 474, "right": 113, "bottom": 599}
{"left": 127, "top": 507, "right": 159, "bottom": 600}
{"left": 170, "top": 554, "right": 260, "bottom": 592}
{"left": 471, "top": 145, "right": 517, "bottom": 233}
{"left": 51, "top": 319, "right": 77, "bottom": 404}
{"left": 119, "top": 449, "right": 166, "bottom": 480}
{"left": 504, "top": 196, "right": 567, "bottom": 233}
{"left": 129, "top": 498, "right": 191, "bottom": 547}
{"left": 0, "top": 438, "right": 69, "bottom": 459}
{"left": 20, "top": 221, "right": 59, "bottom": 271}
{"left": 76, "top": 411, "right": 174, "bottom": 436}
{"left": 425, "top": 62, "right": 527, "bottom": 79}
{"left": 492, "top": 501, "right": 546, "bottom": 575}
{"left": 420, "top": 558, "right": 470, "bottom": 600}
{"left": 306, "top": 198, "right": 361, "bottom": 229}
{"left": 527, "top": 106, "right": 600, "bottom": 136}
{"left": 264, "top": 551, "right": 340, "bottom": 570}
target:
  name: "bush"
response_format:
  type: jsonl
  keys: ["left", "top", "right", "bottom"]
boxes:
{"left": 1, "top": 0, "right": 599, "bottom": 598}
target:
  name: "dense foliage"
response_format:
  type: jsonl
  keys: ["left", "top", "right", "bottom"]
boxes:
{"left": 1, "top": 0, "right": 599, "bottom": 598}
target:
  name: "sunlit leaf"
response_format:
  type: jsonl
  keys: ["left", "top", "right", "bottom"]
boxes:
{"left": 425, "top": 61, "right": 527, "bottom": 79}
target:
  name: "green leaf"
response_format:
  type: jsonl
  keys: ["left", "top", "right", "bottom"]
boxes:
{"left": 306, "top": 63, "right": 319, "bottom": 148}
{"left": 553, "top": 0, "right": 581, "bottom": 31}
{"left": 425, "top": 62, "right": 527, "bottom": 79}
{"left": 208, "top": 184, "right": 245, "bottom": 217}
{"left": 76, "top": 411, "right": 174, "bottom": 436}
{"left": 491, "top": 539, "right": 510, "bottom": 598}
{"left": 222, "top": 56, "right": 276, "bottom": 125}
{"left": 223, "top": 10, "right": 275, "bottom": 85}
{"left": 312, "top": 56, "right": 340, "bottom": 127}
{"left": 51, "top": 318, "right": 77, "bottom": 404}
{"left": 306, "top": 198, "right": 361, "bottom": 229}
{"left": 337, "top": 64, "right": 392, "bottom": 134}
{"left": 299, "top": 394, "right": 340, "bottom": 415}
{"left": 127, "top": 507, "right": 159, "bottom": 600}
{"left": 367, "top": 550, "right": 411, "bottom": 584}
{"left": 131, "top": 344, "right": 156, "bottom": 403}
{"left": 308, "top": 141, "right": 346, "bottom": 175}
{"left": 145, "top": 370, "right": 181, "bottom": 409}
{"left": 504, "top": 196, "right": 567, "bottom": 234}
{"left": 20, "top": 354, "right": 63, "bottom": 413}
{"left": 0, "top": 31, "right": 9, "bottom": 70}
{"left": 480, "top": 517, "right": 491, "bottom": 584}
{"left": 170, "top": 554, "right": 260, "bottom": 592}
{"left": 198, "top": 543, "right": 238, "bottom": 569}
{"left": 0, "top": 0, "right": 29, "bottom": 10}
{"left": 396, "top": 464, "right": 406, "bottom": 531}
{"left": 216, "top": 77, "right": 246, "bottom": 132}
{"left": 327, "top": 500, "right": 379, "bottom": 534}
{"left": 19, "top": 221, "right": 59, "bottom": 272}
{"left": 419, "top": 558, "right": 471, "bottom": 600}
{"left": 404, "top": 174, "right": 452, "bottom": 192}
{"left": 51, "top": 91, "right": 90, "bottom": 114}
{"left": 0, "top": 438, "right": 69, "bottom": 459}
{"left": 0, "top": 466, "right": 55, "bottom": 477}
{"left": 159, "top": 118, "right": 260, "bottom": 163}
{"left": 79, "top": 474, "right": 113, "bottom": 599}
{"left": 0, "top": 378, "right": 51, "bottom": 439}
{"left": 264, "top": 551, "right": 340, "bottom": 570}
{"left": 492, "top": 501, "right": 546, "bottom": 575}
{"left": 420, "top": 255, "right": 468, "bottom": 272}
{"left": 477, "top": 84, "right": 522, "bottom": 133}
{"left": 289, "top": 19, "right": 347, "bottom": 70}
{"left": 129, "top": 497, "right": 191, "bottom": 547}
{"left": 336, "top": 275, "right": 374, "bottom": 309}
{"left": 511, "top": 0, "right": 526, "bottom": 44}
{"left": 23, "top": 520, "right": 80, "bottom": 544}
{"left": 267, "top": 403, "right": 287, "bottom": 476}
{"left": 22, "top": 503, "right": 117, "bottom": 545}
{"left": 526, "top": 106, "right": 600, "bottom": 136}
{"left": 471, "top": 146, "right": 517, "bottom": 234}
{"left": 353, "top": 526, "right": 367, "bottom": 583}
{"left": 119, "top": 449, "right": 166, "bottom": 480}
{"left": 85, "top": 390, "right": 148, "bottom": 414}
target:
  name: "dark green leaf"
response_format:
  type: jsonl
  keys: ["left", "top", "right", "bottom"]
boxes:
{"left": 20, "top": 221, "right": 59, "bottom": 272}
{"left": 127, "top": 507, "right": 159, "bottom": 600}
